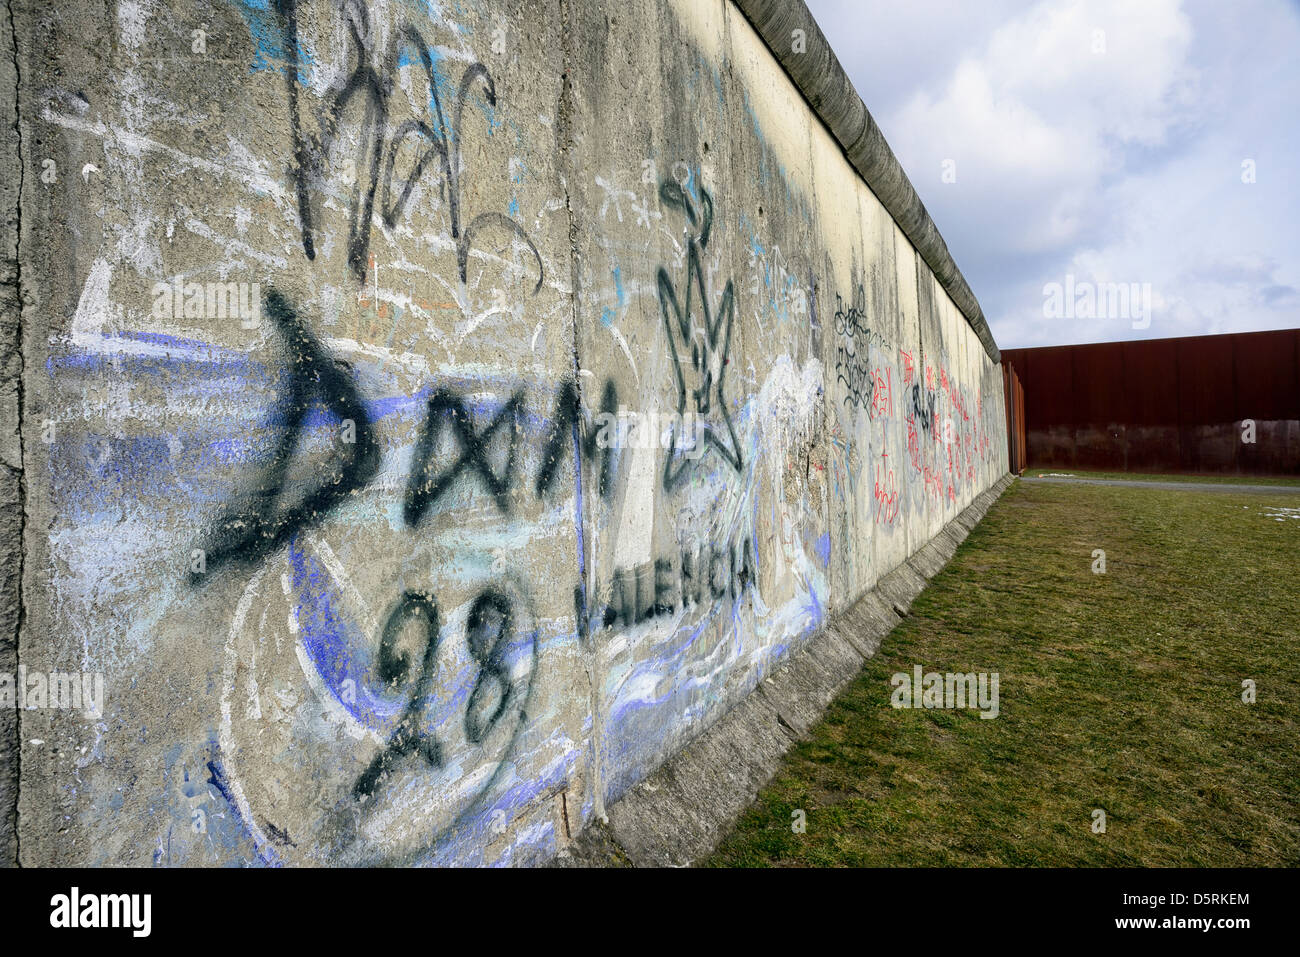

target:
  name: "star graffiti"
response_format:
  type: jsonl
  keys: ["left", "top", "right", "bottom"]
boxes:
{"left": 655, "top": 179, "right": 743, "bottom": 490}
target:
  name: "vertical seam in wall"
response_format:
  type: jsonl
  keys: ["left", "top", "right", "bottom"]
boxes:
{"left": 1230, "top": 337, "right": 1239, "bottom": 473}
{"left": 912, "top": 256, "right": 925, "bottom": 560}
{"left": 907, "top": 229, "right": 922, "bottom": 555}
{"left": 800, "top": 45, "right": 832, "bottom": 617}
{"left": 1174, "top": 341, "right": 1184, "bottom": 469}
{"left": 5, "top": 0, "right": 24, "bottom": 868}
{"left": 1120, "top": 342, "right": 1127, "bottom": 471}
{"left": 554, "top": 0, "right": 605, "bottom": 824}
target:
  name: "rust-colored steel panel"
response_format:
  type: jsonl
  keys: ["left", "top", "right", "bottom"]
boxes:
{"left": 1234, "top": 330, "right": 1298, "bottom": 420}
{"left": 1071, "top": 342, "right": 1127, "bottom": 470}
{"left": 1002, "top": 329, "right": 1300, "bottom": 476}
{"left": 1001, "top": 362, "right": 1027, "bottom": 473}
{"left": 1175, "top": 336, "right": 1237, "bottom": 472}
{"left": 1121, "top": 340, "right": 1180, "bottom": 470}
{"left": 1014, "top": 368, "right": 1026, "bottom": 473}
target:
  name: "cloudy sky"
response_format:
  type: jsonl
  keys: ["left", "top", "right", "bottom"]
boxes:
{"left": 805, "top": 0, "right": 1300, "bottom": 349}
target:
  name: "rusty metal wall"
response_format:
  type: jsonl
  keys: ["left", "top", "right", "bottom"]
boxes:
{"left": 1002, "top": 362, "right": 1027, "bottom": 473}
{"left": 1002, "top": 329, "right": 1300, "bottom": 475}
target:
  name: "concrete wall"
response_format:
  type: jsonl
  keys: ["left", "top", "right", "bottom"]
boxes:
{"left": 3, "top": 0, "right": 1007, "bottom": 866}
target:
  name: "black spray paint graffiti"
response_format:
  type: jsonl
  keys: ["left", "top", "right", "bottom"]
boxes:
{"left": 657, "top": 180, "right": 742, "bottom": 490}
{"left": 833, "top": 286, "right": 892, "bottom": 416}
{"left": 832, "top": 289, "right": 889, "bottom": 351}
{"left": 404, "top": 376, "right": 632, "bottom": 528}
{"left": 598, "top": 538, "right": 755, "bottom": 630}
{"left": 354, "top": 591, "right": 444, "bottom": 799}
{"left": 835, "top": 342, "right": 873, "bottom": 412}
{"left": 275, "top": 0, "right": 542, "bottom": 290}
{"left": 192, "top": 189, "right": 759, "bottom": 818}
{"left": 354, "top": 587, "right": 536, "bottom": 802}
{"left": 462, "top": 589, "right": 516, "bottom": 743}
{"left": 535, "top": 378, "right": 620, "bottom": 501}
{"left": 191, "top": 287, "right": 379, "bottom": 580}
{"left": 405, "top": 389, "right": 523, "bottom": 525}
{"left": 911, "top": 383, "right": 938, "bottom": 435}
{"left": 192, "top": 291, "right": 626, "bottom": 580}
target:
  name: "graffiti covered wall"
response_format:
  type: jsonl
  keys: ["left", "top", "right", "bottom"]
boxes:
{"left": 3, "top": 0, "right": 1007, "bottom": 866}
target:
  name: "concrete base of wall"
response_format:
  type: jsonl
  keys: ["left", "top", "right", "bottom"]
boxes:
{"left": 553, "top": 473, "right": 1016, "bottom": 867}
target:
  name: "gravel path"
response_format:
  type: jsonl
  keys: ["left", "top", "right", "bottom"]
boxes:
{"left": 1023, "top": 476, "right": 1300, "bottom": 495}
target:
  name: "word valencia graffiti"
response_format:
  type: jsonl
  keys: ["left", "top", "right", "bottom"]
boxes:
{"left": 276, "top": 0, "right": 542, "bottom": 289}
{"left": 597, "top": 538, "right": 756, "bottom": 631}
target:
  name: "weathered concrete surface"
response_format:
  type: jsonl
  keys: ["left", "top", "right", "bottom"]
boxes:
{"left": 731, "top": 0, "right": 999, "bottom": 364}
{"left": 3, "top": 0, "right": 1008, "bottom": 866}
{"left": 556, "top": 474, "right": 1015, "bottom": 867}
{"left": 1, "top": 0, "right": 24, "bottom": 869}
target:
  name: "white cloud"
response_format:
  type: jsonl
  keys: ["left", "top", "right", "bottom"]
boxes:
{"left": 886, "top": 0, "right": 1196, "bottom": 253}
{"left": 807, "top": 0, "right": 1300, "bottom": 347}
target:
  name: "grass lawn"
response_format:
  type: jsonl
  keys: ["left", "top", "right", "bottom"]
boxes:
{"left": 706, "top": 479, "right": 1300, "bottom": 866}
{"left": 1024, "top": 467, "right": 1300, "bottom": 487}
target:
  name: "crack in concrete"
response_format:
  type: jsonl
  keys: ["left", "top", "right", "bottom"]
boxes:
{"left": 554, "top": 0, "right": 606, "bottom": 825}
{"left": 4, "top": 0, "right": 25, "bottom": 869}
